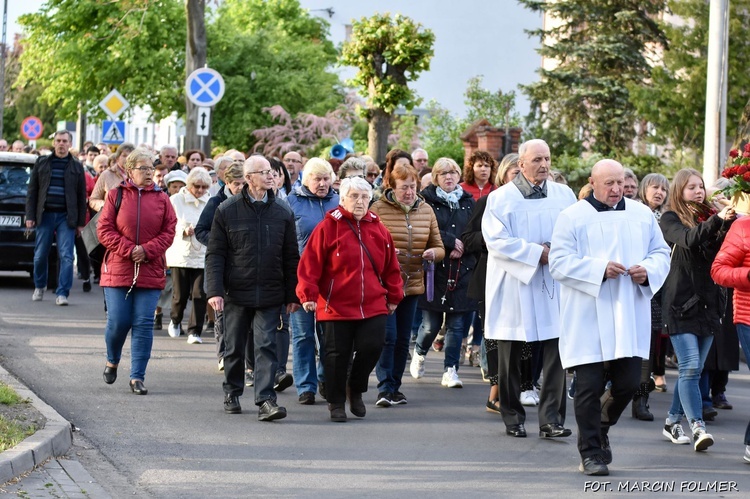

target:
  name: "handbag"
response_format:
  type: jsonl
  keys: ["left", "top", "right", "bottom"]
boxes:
{"left": 82, "top": 186, "right": 123, "bottom": 262}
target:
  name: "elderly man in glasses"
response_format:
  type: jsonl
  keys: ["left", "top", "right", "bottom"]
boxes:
{"left": 283, "top": 151, "right": 304, "bottom": 192}
{"left": 206, "top": 155, "right": 301, "bottom": 421}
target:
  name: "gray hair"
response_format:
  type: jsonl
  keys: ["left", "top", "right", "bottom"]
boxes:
{"left": 517, "top": 139, "right": 549, "bottom": 159}
{"left": 160, "top": 145, "right": 177, "bottom": 155}
{"left": 115, "top": 143, "right": 136, "bottom": 161}
{"left": 214, "top": 156, "right": 234, "bottom": 172}
{"left": 125, "top": 147, "right": 155, "bottom": 170}
{"left": 53, "top": 130, "right": 73, "bottom": 142}
{"left": 623, "top": 167, "right": 638, "bottom": 182}
{"left": 302, "top": 158, "right": 334, "bottom": 187}
{"left": 638, "top": 173, "right": 669, "bottom": 207}
{"left": 243, "top": 155, "right": 270, "bottom": 176}
{"left": 412, "top": 148, "right": 428, "bottom": 158}
{"left": 339, "top": 176, "right": 373, "bottom": 202}
{"left": 338, "top": 157, "right": 366, "bottom": 180}
{"left": 186, "top": 166, "right": 211, "bottom": 187}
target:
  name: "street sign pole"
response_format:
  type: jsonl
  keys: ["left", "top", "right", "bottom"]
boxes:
{"left": 186, "top": 68, "right": 224, "bottom": 153}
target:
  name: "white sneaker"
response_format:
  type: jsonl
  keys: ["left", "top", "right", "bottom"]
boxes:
{"left": 532, "top": 387, "right": 540, "bottom": 404}
{"left": 662, "top": 420, "right": 690, "bottom": 444}
{"left": 441, "top": 366, "right": 463, "bottom": 388}
{"left": 744, "top": 445, "right": 750, "bottom": 463}
{"left": 218, "top": 358, "right": 224, "bottom": 371}
{"left": 410, "top": 350, "right": 425, "bottom": 379}
{"left": 187, "top": 334, "right": 202, "bottom": 344}
{"left": 167, "top": 321, "right": 181, "bottom": 338}
{"left": 692, "top": 426, "right": 714, "bottom": 452}
{"left": 32, "top": 288, "right": 44, "bottom": 301}
{"left": 55, "top": 295, "right": 68, "bottom": 306}
{"left": 520, "top": 390, "right": 538, "bottom": 406}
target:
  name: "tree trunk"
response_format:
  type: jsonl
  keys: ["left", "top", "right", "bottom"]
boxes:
{"left": 185, "top": 0, "right": 207, "bottom": 154}
{"left": 368, "top": 108, "right": 393, "bottom": 164}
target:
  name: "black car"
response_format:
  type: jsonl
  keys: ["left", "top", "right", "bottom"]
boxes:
{"left": 0, "top": 152, "right": 57, "bottom": 286}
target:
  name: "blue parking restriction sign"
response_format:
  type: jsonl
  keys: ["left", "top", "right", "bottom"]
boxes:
{"left": 21, "top": 116, "right": 44, "bottom": 141}
{"left": 102, "top": 121, "right": 126, "bottom": 144}
{"left": 186, "top": 68, "right": 225, "bottom": 107}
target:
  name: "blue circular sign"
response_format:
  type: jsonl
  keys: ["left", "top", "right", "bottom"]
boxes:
{"left": 185, "top": 68, "right": 225, "bottom": 107}
{"left": 21, "top": 116, "right": 44, "bottom": 141}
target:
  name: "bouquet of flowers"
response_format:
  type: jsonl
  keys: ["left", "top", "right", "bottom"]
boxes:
{"left": 721, "top": 144, "right": 750, "bottom": 213}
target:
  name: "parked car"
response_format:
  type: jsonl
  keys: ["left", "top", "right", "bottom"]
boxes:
{"left": 0, "top": 152, "right": 57, "bottom": 287}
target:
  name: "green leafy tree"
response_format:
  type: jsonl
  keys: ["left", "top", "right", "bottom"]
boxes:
{"left": 519, "top": 0, "right": 668, "bottom": 156}
{"left": 420, "top": 100, "right": 465, "bottom": 164}
{"left": 630, "top": 0, "right": 750, "bottom": 164}
{"left": 208, "top": 0, "right": 342, "bottom": 151}
{"left": 464, "top": 76, "right": 521, "bottom": 128}
{"left": 340, "top": 13, "right": 434, "bottom": 163}
{"left": 17, "top": 0, "right": 186, "bottom": 121}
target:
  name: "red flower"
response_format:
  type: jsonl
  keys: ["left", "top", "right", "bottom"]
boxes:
{"left": 744, "top": 172, "right": 750, "bottom": 182}
{"left": 739, "top": 165, "right": 750, "bottom": 175}
{"left": 743, "top": 151, "right": 750, "bottom": 158}
{"left": 744, "top": 143, "right": 750, "bottom": 153}
{"left": 730, "top": 149, "right": 740, "bottom": 158}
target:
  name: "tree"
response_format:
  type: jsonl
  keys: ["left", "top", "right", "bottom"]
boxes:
{"left": 464, "top": 76, "right": 521, "bottom": 128}
{"left": 630, "top": 0, "right": 750, "bottom": 164}
{"left": 207, "top": 0, "right": 342, "bottom": 152}
{"left": 518, "top": 0, "right": 668, "bottom": 156}
{"left": 340, "top": 13, "right": 434, "bottom": 163}
{"left": 17, "top": 0, "right": 186, "bottom": 121}
{"left": 185, "top": 0, "right": 207, "bottom": 152}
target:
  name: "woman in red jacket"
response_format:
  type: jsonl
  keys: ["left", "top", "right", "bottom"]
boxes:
{"left": 297, "top": 177, "right": 403, "bottom": 422}
{"left": 97, "top": 148, "right": 177, "bottom": 395}
{"left": 710, "top": 213, "right": 750, "bottom": 462}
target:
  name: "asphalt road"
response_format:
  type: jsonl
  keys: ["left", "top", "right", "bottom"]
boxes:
{"left": 1, "top": 271, "right": 750, "bottom": 498}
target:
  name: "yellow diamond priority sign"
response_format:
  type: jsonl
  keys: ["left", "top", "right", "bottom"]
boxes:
{"left": 99, "top": 89, "right": 130, "bottom": 119}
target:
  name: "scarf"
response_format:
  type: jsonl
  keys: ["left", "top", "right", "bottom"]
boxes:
{"left": 436, "top": 185, "right": 464, "bottom": 209}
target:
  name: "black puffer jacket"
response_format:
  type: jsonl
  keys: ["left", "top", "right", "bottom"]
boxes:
{"left": 195, "top": 184, "right": 230, "bottom": 246}
{"left": 660, "top": 210, "right": 732, "bottom": 337}
{"left": 418, "top": 185, "right": 477, "bottom": 313}
{"left": 205, "top": 186, "right": 299, "bottom": 308}
{"left": 461, "top": 195, "right": 488, "bottom": 302}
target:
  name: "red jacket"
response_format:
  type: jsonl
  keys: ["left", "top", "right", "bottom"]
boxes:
{"left": 98, "top": 181, "right": 176, "bottom": 290}
{"left": 459, "top": 181, "right": 497, "bottom": 200}
{"left": 711, "top": 216, "right": 750, "bottom": 325}
{"left": 296, "top": 206, "right": 404, "bottom": 321}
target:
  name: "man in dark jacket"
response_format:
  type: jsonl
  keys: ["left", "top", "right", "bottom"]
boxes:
{"left": 25, "top": 130, "right": 87, "bottom": 305}
{"left": 206, "top": 155, "right": 300, "bottom": 421}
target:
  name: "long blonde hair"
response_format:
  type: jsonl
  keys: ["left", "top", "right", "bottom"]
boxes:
{"left": 665, "top": 168, "right": 709, "bottom": 228}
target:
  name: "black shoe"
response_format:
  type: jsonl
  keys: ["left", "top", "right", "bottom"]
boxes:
{"left": 486, "top": 398, "right": 501, "bottom": 414}
{"left": 539, "top": 423, "right": 572, "bottom": 438}
{"left": 601, "top": 433, "right": 612, "bottom": 464}
{"left": 129, "top": 380, "right": 148, "bottom": 395}
{"left": 103, "top": 365, "right": 117, "bottom": 384}
{"left": 391, "top": 391, "right": 407, "bottom": 405}
{"left": 83, "top": 280, "right": 92, "bottom": 292}
{"left": 375, "top": 391, "right": 393, "bottom": 407}
{"left": 93, "top": 277, "right": 100, "bottom": 284}
{"left": 348, "top": 390, "right": 366, "bottom": 417}
{"left": 205, "top": 320, "right": 215, "bottom": 334}
{"left": 632, "top": 395, "right": 654, "bottom": 421}
{"left": 318, "top": 381, "right": 326, "bottom": 399}
{"left": 224, "top": 394, "right": 241, "bottom": 414}
{"left": 579, "top": 455, "right": 609, "bottom": 476}
{"left": 153, "top": 313, "right": 162, "bottom": 331}
{"left": 298, "top": 391, "right": 315, "bottom": 405}
{"left": 329, "top": 403, "right": 347, "bottom": 422}
{"left": 274, "top": 372, "right": 294, "bottom": 392}
{"left": 703, "top": 405, "right": 718, "bottom": 421}
{"left": 258, "top": 400, "right": 287, "bottom": 421}
{"left": 506, "top": 424, "right": 527, "bottom": 438}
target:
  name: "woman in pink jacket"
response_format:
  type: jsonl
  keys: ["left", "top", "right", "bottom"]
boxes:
{"left": 97, "top": 148, "right": 177, "bottom": 395}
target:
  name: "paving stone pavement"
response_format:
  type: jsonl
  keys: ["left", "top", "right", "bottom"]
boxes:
{"left": 2, "top": 458, "right": 111, "bottom": 498}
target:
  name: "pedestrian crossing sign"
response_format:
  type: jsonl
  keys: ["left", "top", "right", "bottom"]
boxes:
{"left": 102, "top": 120, "right": 126, "bottom": 144}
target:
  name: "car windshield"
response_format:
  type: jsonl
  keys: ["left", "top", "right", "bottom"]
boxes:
{"left": 0, "top": 165, "right": 32, "bottom": 200}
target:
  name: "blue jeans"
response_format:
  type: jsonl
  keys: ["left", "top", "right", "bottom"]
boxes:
{"left": 415, "top": 310, "right": 464, "bottom": 370}
{"left": 376, "top": 295, "right": 418, "bottom": 393}
{"left": 738, "top": 324, "right": 750, "bottom": 445}
{"left": 668, "top": 333, "right": 714, "bottom": 426}
{"left": 33, "top": 211, "right": 75, "bottom": 297}
{"left": 104, "top": 287, "right": 160, "bottom": 381}
{"left": 290, "top": 309, "right": 325, "bottom": 395}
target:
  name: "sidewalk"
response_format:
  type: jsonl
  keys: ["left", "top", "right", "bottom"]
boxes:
{"left": 0, "top": 364, "right": 109, "bottom": 497}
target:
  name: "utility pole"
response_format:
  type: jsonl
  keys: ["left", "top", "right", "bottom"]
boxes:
{"left": 0, "top": 0, "right": 8, "bottom": 139}
{"left": 703, "top": 0, "right": 730, "bottom": 184}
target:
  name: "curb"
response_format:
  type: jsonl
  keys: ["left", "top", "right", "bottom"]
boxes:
{"left": 0, "top": 364, "right": 73, "bottom": 484}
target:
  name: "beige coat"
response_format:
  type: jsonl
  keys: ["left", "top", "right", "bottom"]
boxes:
{"left": 89, "top": 166, "right": 128, "bottom": 212}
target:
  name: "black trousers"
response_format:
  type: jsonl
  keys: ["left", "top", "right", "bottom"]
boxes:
{"left": 170, "top": 267, "right": 207, "bottom": 336}
{"left": 497, "top": 338, "right": 567, "bottom": 427}
{"left": 74, "top": 234, "right": 90, "bottom": 280}
{"left": 322, "top": 315, "right": 387, "bottom": 405}
{"left": 222, "top": 302, "right": 279, "bottom": 404}
{"left": 573, "top": 357, "right": 641, "bottom": 459}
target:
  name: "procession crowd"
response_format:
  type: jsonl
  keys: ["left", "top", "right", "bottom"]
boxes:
{"left": 15, "top": 131, "right": 750, "bottom": 476}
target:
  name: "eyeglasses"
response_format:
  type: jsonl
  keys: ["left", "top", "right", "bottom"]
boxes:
{"left": 132, "top": 166, "right": 155, "bottom": 172}
{"left": 192, "top": 184, "right": 210, "bottom": 190}
{"left": 248, "top": 169, "right": 274, "bottom": 176}
{"left": 366, "top": 172, "right": 379, "bottom": 178}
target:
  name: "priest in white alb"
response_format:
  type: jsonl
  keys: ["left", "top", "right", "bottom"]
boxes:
{"left": 549, "top": 159, "right": 670, "bottom": 477}
{"left": 482, "top": 139, "right": 576, "bottom": 439}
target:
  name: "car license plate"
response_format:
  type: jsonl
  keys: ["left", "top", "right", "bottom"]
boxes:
{"left": 0, "top": 215, "right": 22, "bottom": 227}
